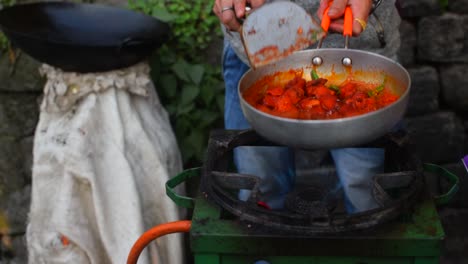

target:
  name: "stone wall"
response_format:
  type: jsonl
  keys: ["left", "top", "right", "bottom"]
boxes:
{"left": 0, "top": 53, "right": 42, "bottom": 262}
{"left": 397, "top": 0, "right": 468, "bottom": 263}
{"left": 0, "top": 0, "right": 466, "bottom": 263}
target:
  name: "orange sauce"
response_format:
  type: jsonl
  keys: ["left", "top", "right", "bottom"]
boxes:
{"left": 243, "top": 69, "right": 400, "bottom": 120}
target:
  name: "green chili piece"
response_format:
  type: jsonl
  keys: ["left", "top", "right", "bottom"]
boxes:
{"left": 375, "top": 83, "right": 385, "bottom": 93}
{"left": 368, "top": 76, "right": 387, "bottom": 97}
{"left": 328, "top": 84, "right": 340, "bottom": 93}
{"left": 311, "top": 69, "right": 319, "bottom": 80}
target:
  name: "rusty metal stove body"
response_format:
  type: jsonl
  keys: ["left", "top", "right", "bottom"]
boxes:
{"left": 167, "top": 130, "right": 456, "bottom": 264}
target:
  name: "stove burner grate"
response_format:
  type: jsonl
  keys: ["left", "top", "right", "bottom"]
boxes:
{"left": 200, "top": 129, "right": 425, "bottom": 235}
{"left": 284, "top": 187, "right": 336, "bottom": 217}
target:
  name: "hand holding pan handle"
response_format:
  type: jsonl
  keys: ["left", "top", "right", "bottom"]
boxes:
{"left": 314, "top": 1, "right": 353, "bottom": 67}
{"left": 318, "top": 1, "right": 353, "bottom": 49}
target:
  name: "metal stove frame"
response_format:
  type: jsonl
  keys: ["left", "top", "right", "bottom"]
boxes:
{"left": 199, "top": 129, "right": 425, "bottom": 234}
{"left": 190, "top": 190, "right": 444, "bottom": 264}
{"left": 165, "top": 129, "right": 458, "bottom": 264}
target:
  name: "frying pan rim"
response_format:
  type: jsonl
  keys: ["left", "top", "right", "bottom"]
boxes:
{"left": 238, "top": 48, "right": 411, "bottom": 124}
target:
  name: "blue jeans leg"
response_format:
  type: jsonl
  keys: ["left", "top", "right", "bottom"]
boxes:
{"left": 330, "top": 148, "right": 384, "bottom": 213}
{"left": 330, "top": 123, "right": 405, "bottom": 213}
{"left": 222, "top": 41, "right": 295, "bottom": 210}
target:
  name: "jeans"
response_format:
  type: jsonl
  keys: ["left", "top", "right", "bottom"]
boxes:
{"left": 222, "top": 42, "right": 382, "bottom": 213}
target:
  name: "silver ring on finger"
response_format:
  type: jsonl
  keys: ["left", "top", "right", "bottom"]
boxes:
{"left": 221, "top": 6, "right": 234, "bottom": 13}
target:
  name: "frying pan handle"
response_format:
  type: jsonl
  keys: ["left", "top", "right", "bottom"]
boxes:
{"left": 320, "top": 1, "right": 353, "bottom": 48}
{"left": 314, "top": 4, "right": 356, "bottom": 69}
{"left": 321, "top": 5, "right": 332, "bottom": 32}
{"left": 343, "top": 6, "right": 353, "bottom": 37}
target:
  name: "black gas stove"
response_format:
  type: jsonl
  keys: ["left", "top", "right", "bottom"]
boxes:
{"left": 166, "top": 129, "right": 455, "bottom": 264}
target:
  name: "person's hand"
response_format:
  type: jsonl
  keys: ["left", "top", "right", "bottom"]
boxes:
{"left": 212, "top": 0, "right": 265, "bottom": 32}
{"left": 317, "top": 0, "right": 372, "bottom": 36}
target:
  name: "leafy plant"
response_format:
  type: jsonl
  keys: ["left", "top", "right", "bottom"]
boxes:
{"left": 0, "top": 0, "right": 16, "bottom": 53}
{"left": 128, "top": 0, "right": 221, "bottom": 61}
{"left": 0, "top": 0, "right": 15, "bottom": 9}
{"left": 0, "top": 33, "right": 8, "bottom": 52}
{"left": 150, "top": 47, "right": 225, "bottom": 166}
{"left": 128, "top": 0, "right": 225, "bottom": 166}
{"left": 439, "top": 0, "right": 448, "bottom": 9}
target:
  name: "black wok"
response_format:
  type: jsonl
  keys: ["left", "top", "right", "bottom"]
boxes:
{"left": 0, "top": 2, "right": 169, "bottom": 73}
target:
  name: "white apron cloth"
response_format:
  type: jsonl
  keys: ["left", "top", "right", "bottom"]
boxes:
{"left": 26, "top": 63, "right": 185, "bottom": 264}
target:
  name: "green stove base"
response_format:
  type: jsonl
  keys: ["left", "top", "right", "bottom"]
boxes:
{"left": 190, "top": 195, "right": 445, "bottom": 264}
{"left": 195, "top": 255, "right": 438, "bottom": 264}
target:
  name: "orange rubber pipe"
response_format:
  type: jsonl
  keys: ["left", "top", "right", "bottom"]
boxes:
{"left": 127, "top": 220, "right": 192, "bottom": 264}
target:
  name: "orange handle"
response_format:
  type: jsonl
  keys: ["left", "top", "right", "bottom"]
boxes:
{"left": 127, "top": 220, "right": 192, "bottom": 264}
{"left": 321, "top": 1, "right": 353, "bottom": 36}
{"left": 321, "top": 4, "right": 332, "bottom": 32}
{"left": 343, "top": 6, "right": 353, "bottom": 37}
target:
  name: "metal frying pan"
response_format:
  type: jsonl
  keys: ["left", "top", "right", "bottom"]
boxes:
{"left": 238, "top": 49, "right": 410, "bottom": 150}
{"left": 238, "top": 6, "right": 411, "bottom": 150}
{"left": 0, "top": 2, "right": 170, "bottom": 73}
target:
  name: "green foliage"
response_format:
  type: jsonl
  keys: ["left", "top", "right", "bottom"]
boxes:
{"left": 150, "top": 47, "right": 225, "bottom": 165}
{"left": 0, "top": 0, "right": 15, "bottom": 8}
{"left": 128, "top": 0, "right": 221, "bottom": 61}
{"left": 0, "top": 0, "right": 16, "bottom": 52}
{"left": 128, "top": 0, "right": 225, "bottom": 166}
{"left": 0, "top": 33, "right": 8, "bottom": 52}
{"left": 439, "top": 0, "right": 448, "bottom": 9}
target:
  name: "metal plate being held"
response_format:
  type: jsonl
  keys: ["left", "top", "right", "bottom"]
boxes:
{"left": 242, "top": 2, "right": 324, "bottom": 68}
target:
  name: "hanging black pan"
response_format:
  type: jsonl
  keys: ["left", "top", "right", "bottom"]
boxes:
{"left": 0, "top": 2, "right": 170, "bottom": 73}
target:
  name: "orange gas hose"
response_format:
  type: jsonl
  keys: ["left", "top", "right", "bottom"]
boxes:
{"left": 127, "top": 220, "right": 192, "bottom": 264}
